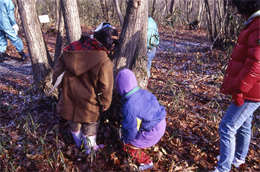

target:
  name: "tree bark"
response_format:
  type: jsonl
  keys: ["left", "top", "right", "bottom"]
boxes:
{"left": 17, "top": 0, "right": 56, "bottom": 97}
{"left": 55, "top": 0, "right": 59, "bottom": 31}
{"left": 169, "top": 0, "right": 175, "bottom": 14}
{"left": 224, "top": 0, "right": 230, "bottom": 40}
{"left": 61, "top": 0, "right": 81, "bottom": 44}
{"left": 113, "top": 0, "right": 124, "bottom": 26}
{"left": 198, "top": 0, "right": 203, "bottom": 23}
{"left": 100, "top": 0, "right": 110, "bottom": 22}
{"left": 13, "top": 0, "right": 22, "bottom": 33}
{"left": 113, "top": 0, "right": 148, "bottom": 89}
{"left": 204, "top": 0, "right": 213, "bottom": 42}
{"left": 54, "top": 0, "right": 65, "bottom": 67}
{"left": 151, "top": 0, "right": 157, "bottom": 18}
{"left": 164, "top": 0, "right": 169, "bottom": 15}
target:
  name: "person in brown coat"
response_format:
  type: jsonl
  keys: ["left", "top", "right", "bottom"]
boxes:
{"left": 52, "top": 26, "right": 118, "bottom": 154}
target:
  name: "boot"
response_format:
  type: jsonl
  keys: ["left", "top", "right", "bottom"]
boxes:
{"left": 139, "top": 161, "right": 153, "bottom": 171}
{"left": 83, "top": 135, "right": 99, "bottom": 154}
{"left": 71, "top": 130, "right": 83, "bottom": 148}
{"left": 18, "top": 50, "right": 28, "bottom": 61}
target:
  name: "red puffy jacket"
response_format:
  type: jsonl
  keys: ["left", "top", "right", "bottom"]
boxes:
{"left": 220, "top": 16, "right": 260, "bottom": 102}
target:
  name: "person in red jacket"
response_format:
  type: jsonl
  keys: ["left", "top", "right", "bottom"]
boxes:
{"left": 213, "top": 1, "right": 260, "bottom": 172}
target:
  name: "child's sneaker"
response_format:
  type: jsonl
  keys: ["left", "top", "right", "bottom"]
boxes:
{"left": 139, "top": 161, "right": 153, "bottom": 171}
{"left": 211, "top": 167, "right": 220, "bottom": 172}
{"left": 232, "top": 157, "right": 245, "bottom": 168}
{"left": 216, "top": 155, "right": 245, "bottom": 168}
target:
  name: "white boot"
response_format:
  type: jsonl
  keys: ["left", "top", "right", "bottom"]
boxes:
{"left": 83, "top": 134, "right": 99, "bottom": 154}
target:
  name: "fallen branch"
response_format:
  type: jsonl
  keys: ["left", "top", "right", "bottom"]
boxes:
{"left": 190, "top": 92, "right": 230, "bottom": 104}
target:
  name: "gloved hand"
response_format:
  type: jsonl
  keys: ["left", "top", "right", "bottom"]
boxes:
{"left": 232, "top": 91, "right": 244, "bottom": 106}
{"left": 12, "top": 24, "right": 19, "bottom": 35}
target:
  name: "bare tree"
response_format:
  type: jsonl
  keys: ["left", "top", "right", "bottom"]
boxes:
{"left": 17, "top": 0, "right": 54, "bottom": 96}
{"left": 113, "top": 0, "right": 124, "bottom": 26}
{"left": 197, "top": 0, "right": 204, "bottom": 23}
{"left": 61, "top": 0, "right": 81, "bottom": 44}
{"left": 204, "top": 0, "right": 213, "bottom": 42}
{"left": 13, "top": 0, "right": 22, "bottom": 33}
{"left": 113, "top": 0, "right": 148, "bottom": 89}
{"left": 55, "top": 0, "right": 60, "bottom": 31}
{"left": 54, "top": 0, "right": 65, "bottom": 67}
{"left": 151, "top": 0, "right": 157, "bottom": 18}
{"left": 100, "top": 0, "right": 110, "bottom": 22}
{"left": 169, "top": 0, "right": 175, "bottom": 14}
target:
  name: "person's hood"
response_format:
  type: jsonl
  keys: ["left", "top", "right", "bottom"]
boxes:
{"left": 63, "top": 50, "right": 108, "bottom": 76}
{"left": 115, "top": 69, "right": 137, "bottom": 96}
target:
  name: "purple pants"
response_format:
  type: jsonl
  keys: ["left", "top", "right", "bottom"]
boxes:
{"left": 131, "top": 118, "right": 166, "bottom": 148}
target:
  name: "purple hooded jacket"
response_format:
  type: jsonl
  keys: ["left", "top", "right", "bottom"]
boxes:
{"left": 115, "top": 69, "right": 166, "bottom": 148}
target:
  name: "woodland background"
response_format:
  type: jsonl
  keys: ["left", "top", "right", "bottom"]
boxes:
{"left": 0, "top": 0, "right": 259, "bottom": 171}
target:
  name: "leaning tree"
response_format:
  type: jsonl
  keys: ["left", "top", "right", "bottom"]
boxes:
{"left": 113, "top": 0, "right": 148, "bottom": 89}
{"left": 17, "top": 0, "right": 82, "bottom": 98}
{"left": 17, "top": 0, "right": 55, "bottom": 96}
{"left": 99, "top": 0, "right": 149, "bottom": 150}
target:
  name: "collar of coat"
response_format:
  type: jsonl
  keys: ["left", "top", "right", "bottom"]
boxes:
{"left": 246, "top": 10, "right": 260, "bottom": 25}
{"left": 120, "top": 86, "right": 140, "bottom": 102}
{"left": 124, "top": 86, "right": 140, "bottom": 98}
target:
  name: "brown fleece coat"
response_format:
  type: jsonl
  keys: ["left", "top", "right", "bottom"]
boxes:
{"left": 53, "top": 50, "right": 113, "bottom": 123}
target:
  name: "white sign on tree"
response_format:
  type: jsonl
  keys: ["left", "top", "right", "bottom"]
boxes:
{"left": 38, "top": 15, "right": 50, "bottom": 23}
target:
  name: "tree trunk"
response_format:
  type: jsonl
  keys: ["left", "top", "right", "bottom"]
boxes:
{"left": 162, "top": 1, "right": 167, "bottom": 18}
{"left": 17, "top": 0, "right": 56, "bottom": 97}
{"left": 204, "top": 0, "right": 213, "bottom": 42}
{"left": 113, "top": 0, "right": 124, "bottom": 26}
{"left": 198, "top": 0, "right": 203, "bottom": 22}
{"left": 213, "top": 0, "right": 218, "bottom": 38}
{"left": 13, "top": 0, "right": 22, "bottom": 32}
{"left": 54, "top": 0, "right": 65, "bottom": 67}
{"left": 224, "top": 0, "right": 230, "bottom": 40}
{"left": 61, "top": 0, "right": 81, "bottom": 44}
{"left": 164, "top": 0, "right": 169, "bottom": 15}
{"left": 113, "top": 0, "right": 148, "bottom": 89}
{"left": 55, "top": 0, "right": 59, "bottom": 31}
{"left": 169, "top": 0, "right": 175, "bottom": 14}
{"left": 151, "top": 0, "right": 157, "bottom": 17}
{"left": 187, "top": 0, "right": 193, "bottom": 22}
{"left": 100, "top": 0, "right": 109, "bottom": 22}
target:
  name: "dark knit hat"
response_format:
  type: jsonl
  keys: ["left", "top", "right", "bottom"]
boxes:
{"left": 115, "top": 69, "right": 137, "bottom": 96}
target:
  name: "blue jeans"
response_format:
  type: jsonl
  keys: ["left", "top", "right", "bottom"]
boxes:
{"left": 0, "top": 29, "right": 23, "bottom": 53}
{"left": 217, "top": 100, "right": 260, "bottom": 172}
{"left": 147, "top": 47, "right": 156, "bottom": 78}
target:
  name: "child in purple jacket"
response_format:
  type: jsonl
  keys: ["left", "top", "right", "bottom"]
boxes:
{"left": 115, "top": 69, "right": 166, "bottom": 170}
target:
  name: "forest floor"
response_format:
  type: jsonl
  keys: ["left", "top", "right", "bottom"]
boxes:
{"left": 0, "top": 25, "right": 259, "bottom": 172}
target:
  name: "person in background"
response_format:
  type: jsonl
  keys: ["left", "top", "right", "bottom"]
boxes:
{"left": 213, "top": 0, "right": 260, "bottom": 171}
{"left": 147, "top": 16, "right": 159, "bottom": 78}
{"left": 0, "top": 0, "right": 28, "bottom": 62}
{"left": 115, "top": 69, "right": 166, "bottom": 170}
{"left": 52, "top": 26, "right": 118, "bottom": 154}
